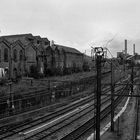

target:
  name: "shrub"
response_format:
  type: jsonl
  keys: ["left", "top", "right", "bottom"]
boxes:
{"left": 83, "top": 62, "right": 90, "bottom": 71}
{"left": 0, "top": 78, "right": 8, "bottom": 86}
{"left": 29, "top": 65, "right": 43, "bottom": 79}
{"left": 44, "top": 68, "right": 55, "bottom": 76}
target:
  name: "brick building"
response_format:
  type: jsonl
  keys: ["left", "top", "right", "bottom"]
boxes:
{"left": 25, "top": 42, "right": 37, "bottom": 74}
{"left": 0, "top": 33, "right": 84, "bottom": 78}
{"left": 0, "top": 38, "right": 11, "bottom": 78}
{"left": 11, "top": 40, "right": 25, "bottom": 78}
{"left": 134, "top": 54, "right": 140, "bottom": 64}
{"left": 0, "top": 34, "right": 50, "bottom": 76}
{"left": 46, "top": 44, "right": 84, "bottom": 72}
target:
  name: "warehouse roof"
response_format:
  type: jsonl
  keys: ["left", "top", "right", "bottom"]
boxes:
{"left": 51, "top": 44, "right": 83, "bottom": 54}
{"left": 0, "top": 33, "right": 33, "bottom": 46}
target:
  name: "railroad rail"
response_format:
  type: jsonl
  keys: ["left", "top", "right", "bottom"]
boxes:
{"left": 0, "top": 86, "right": 112, "bottom": 139}
{"left": 60, "top": 83, "right": 130, "bottom": 140}
{"left": 0, "top": 77, "right": 128, "bottom": 140}
{"left": 22, "top": 91, "right": 112, "bottom": 140}
{"left": 0, "top": 71, "right": 111, "bottom": 119}
{"left": 4, "top": 85, "right": 126, "bottom": 140}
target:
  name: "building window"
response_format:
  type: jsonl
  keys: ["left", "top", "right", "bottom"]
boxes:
{"left": 28, "top": 38, "right": 33, "bottom": 43}
{"left": 13, "top": 49, "right": 17, "bottom": 62}
{"left": 19, "top": 50, "right": 23, "bottom": 61}
{"left": 37, "top": 40, "right": 40, "bottom": 44}
{"left": 4, "top": 48, "right": 9, "bottom": 62}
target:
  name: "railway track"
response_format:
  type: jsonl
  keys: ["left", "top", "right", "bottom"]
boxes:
{"left": 22, "top": 91, "right": 112, "bottom": 140}
{"left": 0, "top": 86, "right": 112, "bottom": 140}
{"left": 60, "top": 84, "right": 130, "bottom": 140}
{"left": 14, "top": 86, "right": 125, "bottom": 139}
{"left": 0, "top": 71, "right": 112, "bottom": 119}
{"left": 0, "top": 82, "right": 126, "bottom": 140}
{"left": 0, "top": 95, "right": 93, "bottom": 139}
{"left": 0, "top": 70, "right": 124, "bottom": 120}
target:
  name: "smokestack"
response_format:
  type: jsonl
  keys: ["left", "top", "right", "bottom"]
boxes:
{"left": 133, "top": 44, "right": 135, "bottom": 55}
{"left": 124, "top": 39, "right": 127, "bottom": 55}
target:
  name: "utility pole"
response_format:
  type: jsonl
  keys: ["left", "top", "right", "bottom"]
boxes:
{"left": 131, "top": 43, "right": 136, "bottom": 94}
{"left": 123, "top": 55, "right": 125, "bottom": 72}
{"left": 95, "top": 47, "right": 104, "bottom": 140}
{"left": 125, "top": 39, "right": 127, "bottom": 56}
{"left": 131, "top": 60, "right": 134, "bottom": 94}
{"left": 111, "top": 59, "right": 114, "bottom": 131}
{"left": 96, "top": 55, "right": 101, "bottom": 140}
{"left": 123, "top": 39, "right": 127, "bottom": 72}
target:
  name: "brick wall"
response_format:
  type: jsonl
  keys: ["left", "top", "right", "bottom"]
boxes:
{"left": 25, "top": 44, "right": 37, "bottom": 73}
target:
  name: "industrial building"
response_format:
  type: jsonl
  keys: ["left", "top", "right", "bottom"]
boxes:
{"left": 0, "top": 33, "right": 84, "bottom": 79}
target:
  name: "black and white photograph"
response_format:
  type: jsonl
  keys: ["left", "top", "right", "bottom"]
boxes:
{"left": 0, "top": 0, "right": 140, "bottom": 140}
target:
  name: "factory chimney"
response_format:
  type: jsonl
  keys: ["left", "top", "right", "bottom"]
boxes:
{"left": 133, "top": 44, "right": 135, "bottom": 55}
{"left": 124, "top": 39, "right": 127, "bottom": 56}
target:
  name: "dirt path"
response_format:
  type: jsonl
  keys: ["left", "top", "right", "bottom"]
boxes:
{"left": 101, "top": 90, "right": 137, "bottom": 140}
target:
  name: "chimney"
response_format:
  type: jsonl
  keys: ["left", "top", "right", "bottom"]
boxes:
{"left": 133, "top": 44, "right": 135, "bottom": 55}
{"left": 124, "top": 39, "right": 127, "bottom": 55}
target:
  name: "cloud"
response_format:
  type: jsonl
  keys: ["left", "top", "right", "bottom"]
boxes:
{"left": 0, "top": 0, "right": 140, "bottom": 56}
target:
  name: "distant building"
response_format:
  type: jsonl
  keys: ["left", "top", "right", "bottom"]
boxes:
{"left": 117, "top": 52, "right": 124, "bottom": 59}
{"left": 0, "top": 33, "right": 84, "bottom": 78}
{"left": 0, "top": 33, "right": 50, "bottom": 78}
{"left": 45, "top": 44, "right": 84, "bottom": 72}
{"left": 51, "top": 44, "right": 83, "bottom": 69}
{"left": 0, "top": 38, "right": 12, "bottom": 78}
{"left": 134, "top": 54, "right": 140, "bottom": 64}
{"left": 11, "top": 40, "right": 25, "bottom": 78}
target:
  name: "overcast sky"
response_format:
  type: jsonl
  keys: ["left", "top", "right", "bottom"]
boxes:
{"left": 0, "top": 0, "right": 140, "bottom": 56}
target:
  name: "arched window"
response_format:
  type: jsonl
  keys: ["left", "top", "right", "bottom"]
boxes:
{"left": 0, "top": 49, "right": 1, "bottom": 62}
{"left": 13, "top": 49, "right": 17, "bottom": 62}
{"left": 19, "top": 50, "right": 23, "bottom": 61}
{"left": 4, "top": 48, "right": 8, "bottom": 62}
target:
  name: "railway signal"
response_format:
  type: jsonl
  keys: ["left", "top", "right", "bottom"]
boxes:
{"left": 92, "top": 45, "right": 137, "bottom": 139}
{"left": 92, "top": 47, "right": 106, "bottom": 140}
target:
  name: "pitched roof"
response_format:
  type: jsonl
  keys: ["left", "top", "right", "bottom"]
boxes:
{"left": 51, "top": 44, "right": 82, "bottom": 54}
{"left": 0, "top": 33, "right": 34, "bottom": 46}
{"left": 135, "top": 55, "right": 140, "bottom": 60}
{"left": 26, "top": 42, "right": 37, "bottom": 51}
{"left": 42, "top": 37, "right": 49, "bottom": 42}
{"left": 0, "top": 38, "right": 11, "bottom": 48}
{"left": 1, "top": 33, "right": 33, "bottom": 37}
{"left": 11, "top": 40, "right": 25, "bottom": 49}
{"left": 35, "top": 44, "right": 45, "bottom": 52}
{"left": 33, "top": 35, "right": 42, "bottom": 41}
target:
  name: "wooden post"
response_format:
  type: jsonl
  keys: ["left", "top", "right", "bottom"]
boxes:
{"left": 111, "top": 59, "right": 114, "bottom": 131}
{"left": 131, "top": 61, "right": 134, "bottom": 94}
{"left": 96, "top": 55, "right": 102, "bottom": 140}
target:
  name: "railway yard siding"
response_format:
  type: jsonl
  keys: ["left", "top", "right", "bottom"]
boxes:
{"left": 0, "top": 68, "right": 130, "bottom": 140}
{"left": 0, "top": 85, "right": 93, "bottom": 128}
{"left": 0, "top": 70, "right": 113, "bottom": 120}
